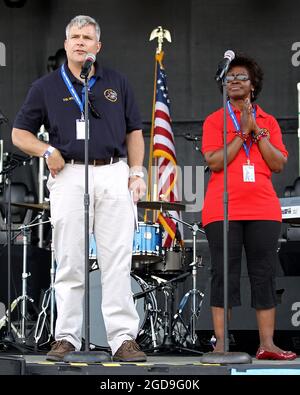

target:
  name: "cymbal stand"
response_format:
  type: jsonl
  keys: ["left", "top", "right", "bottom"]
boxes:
{"left": 165, "top": 213, "right": 205, "bottom": 347}
{"left": 18, "top": 218, "right": 50, "bottom": 342}
{"left": 20, "top": 223, "right": 32, "bottom": 341}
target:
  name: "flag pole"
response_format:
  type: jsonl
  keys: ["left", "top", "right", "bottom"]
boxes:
{"left": 148, "top": 26, "right": 172, "bottom": 222}
{"left": 145, "top": 52, "right": 158, "bottom": 222}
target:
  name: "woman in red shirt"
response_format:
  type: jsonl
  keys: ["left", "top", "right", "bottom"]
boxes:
{"left": 202, "top": 54, "right": 297, "bottom": 360}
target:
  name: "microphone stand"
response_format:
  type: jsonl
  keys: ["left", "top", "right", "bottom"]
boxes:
{"left": 64, "top": 71, "right": 110, "bottom": 363}
{"left": 200, "top": 76, "right": 251, "bottom": 364}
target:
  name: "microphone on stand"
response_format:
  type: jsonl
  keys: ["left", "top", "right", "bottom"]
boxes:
{"left": 80, "top": 53, "right": 96, "bottom": 79}
{"left": 215, "top": 50, "right": 235, "bottom": 81}
{"left": 184, "top": 133, "right": 201, "bottom": 141}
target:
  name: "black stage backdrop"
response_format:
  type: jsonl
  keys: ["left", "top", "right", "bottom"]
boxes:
{"left": 0, "top": 0, "right": 299, "bottom": 225}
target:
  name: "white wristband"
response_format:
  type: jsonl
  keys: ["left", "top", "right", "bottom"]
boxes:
{"left": 43, "top": 145, "right": 55, "bottom": 159}
{"left": 129, "top": 169, "right": 144, "bottom": 178}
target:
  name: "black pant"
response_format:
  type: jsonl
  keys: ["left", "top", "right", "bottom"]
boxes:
{"left": 204, "top": 220, "right": 281, "bottom": 309}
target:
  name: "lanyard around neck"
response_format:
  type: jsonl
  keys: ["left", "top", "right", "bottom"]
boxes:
{"left": 227, "top": 101, "right": 256, "bottom": 160}
{"left": 60, "top": 64, "right": 96, "bottom": 116}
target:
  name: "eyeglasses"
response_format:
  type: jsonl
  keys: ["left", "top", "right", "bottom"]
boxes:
{"left": 225, "top": 74, "right": 250, "bottom": 83}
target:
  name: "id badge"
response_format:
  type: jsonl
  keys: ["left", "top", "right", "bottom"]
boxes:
{"left": 76, "top": 119, "right": 89, "bottom": 140}
{"left": 243, "top": 163, "right": 255, "bottom": 182}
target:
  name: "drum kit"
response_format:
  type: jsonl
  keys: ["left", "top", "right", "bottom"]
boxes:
{"left": 0, "top": 199, "right": 205, "bottom": 354}
{"left": 128, "top": 201, "right": 205, "bottom": 354}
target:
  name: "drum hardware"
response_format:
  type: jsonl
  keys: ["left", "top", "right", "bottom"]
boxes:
{"left": 151, "top": 247, "right": 185, "bottom": 274}
{"left": 34, "top": 223, "right": 55, "bottom": 346}
{"left": 137, "top": 201, "right": 186, "bottom": 212}
{"left": 18, "top": 217, "right": 51, "bottom": 343}
{"left": 11, "top": 201, "right": 50, "bottom": 212}
{"left": 133, "top": 279, "right": 163, "bottom": 350}
{"left": 134, "top": 271, "right": 200, "bottom": 354}
{"left": 0, "top": 296, "right": 27, "bottom": 340}
{"left": 147, "top": 301, "right": 158, "bottom": 348}
{"left": 173, "top": 283, "right": 205, "bottom": 347}
{"left": 0, "top": 213, "right": 51, "bottom": 345}
{"left": 163, "top": 213, "right": 205, "bottom": 350}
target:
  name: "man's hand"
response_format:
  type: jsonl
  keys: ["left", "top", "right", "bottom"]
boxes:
{"left": 129, "top": 176, "right": 146, "bottom": 203}
{"left": 46, "top": 149, "right": 65, "bottom": 177}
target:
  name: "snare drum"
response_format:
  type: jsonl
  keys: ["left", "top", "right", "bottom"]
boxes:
{"left": 132, "top": 222, "right": 163, "bottom": 266}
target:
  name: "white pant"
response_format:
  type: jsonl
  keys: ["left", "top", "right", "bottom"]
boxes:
{"left": 47, "top": 160, "right": 140, "bottom": 354}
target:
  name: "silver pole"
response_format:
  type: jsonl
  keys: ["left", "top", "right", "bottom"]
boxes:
{"left": 37, "top": 125, "right": 49, "bottom": 248}
{"left": 0, "top": 139, "right": 3, "bottom": 185}
{"left": 20, "top": 226, "right": 30, "bottom": 341}
{"left": 50, "top": 228, "right": 55, "bottom": 336}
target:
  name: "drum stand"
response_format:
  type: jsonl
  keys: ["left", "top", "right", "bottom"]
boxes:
{"left": 149, "top": 213, "right": 205, "bottom": 354}
{"left": 18, "top": 217, "right": 51, "bottom": 343}
{"left": 34, "top": 224, "right": 55, "bottom": 346}
{"left": 137, "top": 270, "right": 203, "bottom": 355}
{"left": 174, "top": 222, "right": 205, "bottom": 347}
{"left": 0, "top": 214, "right": 50, "bottom": 346}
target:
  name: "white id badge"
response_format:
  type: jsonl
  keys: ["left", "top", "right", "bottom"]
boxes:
{"left": 243, "top": 163, "right": 255, "bottom": 182}
{"left": 76, "top": 119, "right": 89, "bottom": 140}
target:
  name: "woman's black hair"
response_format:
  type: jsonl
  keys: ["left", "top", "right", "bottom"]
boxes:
{"left": 217, "top": 53, "right": 264, "bottom": 102}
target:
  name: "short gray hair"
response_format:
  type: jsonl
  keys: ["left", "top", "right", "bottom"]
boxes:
{"left": 66, "top": 15, "right": 101, "bottom": 41}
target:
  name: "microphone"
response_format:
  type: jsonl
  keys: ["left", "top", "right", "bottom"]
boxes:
{"left": 184, "top": 133, "right": 201, "bottom": 142}
{"left": 80, "top": 53, "right": 96, "bottom": 79}
{"left": 215, "top": 50, "right": 235, "bottom": 81}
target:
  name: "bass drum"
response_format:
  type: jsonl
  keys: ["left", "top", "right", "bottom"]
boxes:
{"left": 85, "top": 270, "right": 158, "bottom": 349}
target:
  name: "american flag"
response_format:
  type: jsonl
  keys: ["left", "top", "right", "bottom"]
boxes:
{"left": 153, "top": 54, "right": 181, "bottom": 248}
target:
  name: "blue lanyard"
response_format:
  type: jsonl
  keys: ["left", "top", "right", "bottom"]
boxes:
{"left": 227, "top": 101, "right": 256, "bottom": 160}
{"left": 60, "top": 64, "right": 96, "bottom": 117}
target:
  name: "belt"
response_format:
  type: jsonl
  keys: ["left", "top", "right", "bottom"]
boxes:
{"left": 65, "top": 157, "right": 119, "bottom": 166}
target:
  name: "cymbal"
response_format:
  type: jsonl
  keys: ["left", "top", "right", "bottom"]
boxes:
{"left": 137, "top": 201, "right": 186, "bottom": 211}
{"left": 11, "top": 202, "right": 50, "bottom": 211}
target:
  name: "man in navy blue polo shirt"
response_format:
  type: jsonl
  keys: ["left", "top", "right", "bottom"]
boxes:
{"left": 12, "top": 15, "right": 147, "bottom": 362}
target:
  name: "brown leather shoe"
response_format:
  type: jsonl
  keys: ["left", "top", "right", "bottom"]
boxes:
{"left": 113, "top": 340, "right": 147, "bottom": 362}
{"left": 46, "top": 340, "right": 75, "bottom": 362}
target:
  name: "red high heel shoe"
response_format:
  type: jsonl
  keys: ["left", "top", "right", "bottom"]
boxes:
{"left": 256, "top": 348, "right": 297, "bottom": 361}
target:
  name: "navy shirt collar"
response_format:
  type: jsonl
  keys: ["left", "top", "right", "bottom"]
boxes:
{"left": 64, "top": 61, "right": 103, "bottom": 84}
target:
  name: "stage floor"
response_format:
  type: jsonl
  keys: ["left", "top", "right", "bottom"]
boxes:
{"left": 1, "top": 353, "right": 300, "bottom": 376}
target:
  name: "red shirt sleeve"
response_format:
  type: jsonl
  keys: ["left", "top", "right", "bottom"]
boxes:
{"left": 266, "top": 115, "right": 288, "bottom": 158}
{"left": 202, "top": 109, "right": 224, "bottom": 154}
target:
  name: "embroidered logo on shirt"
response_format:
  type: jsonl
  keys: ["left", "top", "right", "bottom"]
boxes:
{"left": 63, "top": 96, "right": 74, "bottom": 102}
{"left": 104, "top": 89, "right": 117, "bottom": 102}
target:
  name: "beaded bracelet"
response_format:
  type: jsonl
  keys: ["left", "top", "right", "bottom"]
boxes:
{"left": 252, "top": 128, "right": 270, "bottom": 143}
{"left": 235, "top": 131, "right": 248, "bottom": 142}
